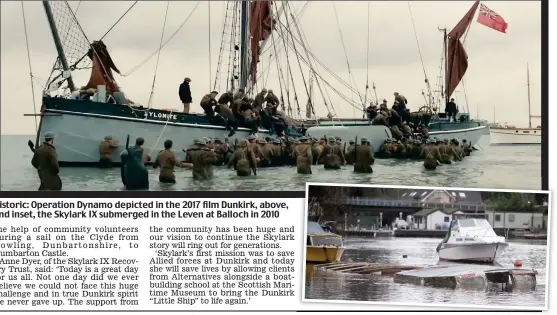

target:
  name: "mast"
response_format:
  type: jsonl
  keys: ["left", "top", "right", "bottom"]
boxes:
{"left": 42, "top": 1, "right": 76, "bottom": 92}
{"left": 239, "top": 1, "right": 249, "bottom": 90}
{"left": 441, "top": 27, "right": 448, "bottom": 104}
{"left": 527, "top": 63, "right": 532, "bottom": 128}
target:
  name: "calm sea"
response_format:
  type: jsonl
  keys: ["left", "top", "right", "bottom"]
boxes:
{"left": 1, "top": 135, "right": 541, "bottom": 191}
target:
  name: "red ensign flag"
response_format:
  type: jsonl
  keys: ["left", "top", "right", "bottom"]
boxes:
{"left": 477, "top": 3, "right": 508, "bottom": 33}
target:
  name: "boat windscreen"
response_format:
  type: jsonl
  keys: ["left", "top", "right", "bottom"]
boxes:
{"left": 307, "top": 221, "right": 326, "bottom": 235}
{"left": 458, "top": 219, "right": 477, "bottom": 227}
{"left": 474, "top": 219, "right": 492, "bottom": 228}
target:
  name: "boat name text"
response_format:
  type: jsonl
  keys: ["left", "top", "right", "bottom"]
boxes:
{"left": 144, "top": 111, "right": 178, "bottom": 121}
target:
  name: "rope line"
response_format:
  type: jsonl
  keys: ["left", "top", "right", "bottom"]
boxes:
{"left": 20, "top": 1, "right": 38, "bottom": 132}
{"left": 208, "top": 2, "right": 212, "bottom": 91}
{"left": 147, "top": 1, "right": 170, "bottom": 108}
{"left": 122, "top": 2, "right": 201, "bottom": 77}
{"left": 99, "top": 1, "right": 138, "bottom": 41}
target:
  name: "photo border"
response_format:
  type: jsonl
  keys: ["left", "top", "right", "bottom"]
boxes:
{"left": 302, "top": 182, "right": 551, "bottom": 311}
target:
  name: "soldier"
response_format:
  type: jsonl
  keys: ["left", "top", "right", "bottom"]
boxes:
{"left": 228, "top": 140, "right": 258, "bottom": 176}
{"left": 179, "top": 77, "right": 192, "bottom": 113}
{"left": 98, "top": 135, "right": 120, "bottom": 168}
{"left": 319, "top": 136, "right": 345, "bottom": 169}
{"left": 292, "top": 136, "right": 312, "bottom": 174}
{"left": 200, "top": 91, "right": 219, "bottom": 117}
{"left": 264, "top": 89, "right": 280, "bottom": 114}
{"left": 218, "top": 90, "right": 234, "bottom": 107}
{"left": 345, "top": 140, "right": 356, "bottom": 165}
{"left": 353, "top": 137, "right": 374, "bottom": 173}
{"left": 31, "top": 131, "right": 62, "bottom": 190}
{"left": 258, "top": 139, "right": 275, "bottom": 167}
{"left": 123, "top": 137, "right": 150, "bottom": 190}
{"left": 253, "top": 88, "right": 268, "bottom": 112}
{"left": 421, "top": 139, "right": 442, "bottom": 170}
{"left": 153, "top": 139, "right": 191, "bottom": 184}
{"left": 185, "top": 139, "right": 217, "bottom": 180}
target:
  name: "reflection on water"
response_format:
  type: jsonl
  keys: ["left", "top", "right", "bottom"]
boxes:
{"left": 305, "top": 237, "right": 546, "bottom": 308}
{"left": 1, "top": 135, "right": 542, "bottom": 190}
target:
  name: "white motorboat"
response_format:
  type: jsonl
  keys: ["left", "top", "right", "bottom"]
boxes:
{"left": 436, "top": 218, "right": 508, "bottom": 263}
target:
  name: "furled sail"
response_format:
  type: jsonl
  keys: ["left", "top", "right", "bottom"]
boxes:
{"left": 84, "top": 41, "right": 122, "bottom": 94}
{"left": 445, "top": 1, "right": 480, "bottom": 100}
{"left": 249, "top": 1, "right": 274, "bottom": 81}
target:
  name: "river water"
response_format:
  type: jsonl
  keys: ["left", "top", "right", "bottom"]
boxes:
{"left": 304, "top": 237, "right": 547, "bottom": 309}
{"left": 1, "top": 135, "right": 542, "bottom": 191}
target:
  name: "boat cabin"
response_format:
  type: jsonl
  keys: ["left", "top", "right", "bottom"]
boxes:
{"left": 306, "top": 222, "right": 343, "bottom": 247}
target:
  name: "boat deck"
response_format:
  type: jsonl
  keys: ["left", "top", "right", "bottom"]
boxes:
{"left": 314, "top": 262, "right": 417, "bottom": 276}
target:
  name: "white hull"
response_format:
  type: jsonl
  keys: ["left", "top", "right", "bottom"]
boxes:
{"left": 490, "top": 128, "right": 541, "bottom": 145}
{"left": 305, "top": 125, "right": 392, "bottom": 153}
{"left": 438, "top": 242, "right": 509, "bottom": 263}
{"left": 306, "top": 124, "right": 486, "bottom": 151}
{"left": 39, "top": 109, "right": 272, "bottom": 164}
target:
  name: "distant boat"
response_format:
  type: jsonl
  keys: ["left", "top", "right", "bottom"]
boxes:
{"left": 436, "top": 218, "right": 508, "bottom": 264}
{"left": 306, "top": 221, "right": 345, "bottom": 264}
{"left": 523, "top": 233, "right": 547, "bottom": 240}
{"left": 490, "top": 64, "right": 541, "bottom": 145}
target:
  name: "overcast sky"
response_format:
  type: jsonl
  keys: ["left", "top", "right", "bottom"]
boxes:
{"left": 1, "top": 1, "right": 542, "bottom": 135}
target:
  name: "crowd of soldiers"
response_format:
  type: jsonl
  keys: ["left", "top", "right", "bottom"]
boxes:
{"left": 180, "top": 77, "right": 287, "bottom": 138}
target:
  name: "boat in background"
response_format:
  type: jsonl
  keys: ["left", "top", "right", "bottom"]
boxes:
{"left": 523, "top": 233, "right": 547, "bottom": 240}
{"left": 437, "top": 217, "right": 509, "bottom": 264}
{"left": 490, "top": 64, "right": 541, "bottom": 145}
{"left": 306, "top": 221, "right": 345, "bottom": 264}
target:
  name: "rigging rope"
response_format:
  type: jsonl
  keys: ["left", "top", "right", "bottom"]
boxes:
{"left": 147, "top": 1, "right": 170, "bottom": 108}
{"left": 283, "top": 4, "right": 312, "bottom": 119}
{"left": 275, "top": 18, "right": 365, "bottom": 101}
{"left": 363, "top": 2, "right": 370, "bottom": 117}
{"left": 331, "top": 2, "right": 364, "bottom": 109}
{"left": 407, "top": 2, "right": 433, "bottom": 106}
{"left": 20, "top": 1, "right": 38, "bottom": 132}
{"left": 208, "top": 2, "right": 212, "bottom": 91}
{"left": 122, "top": 1, "right": 201, "bottom": 76}
{"left": 280, "top": 8, "right": 337, "bottom": 119}
{"left": 99, "top": 1, "right": 138, "bottom": 41}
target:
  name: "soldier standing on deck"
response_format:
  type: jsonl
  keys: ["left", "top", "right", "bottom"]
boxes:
{"left": 179, "top": 77, "right": 192, "bottom": 113}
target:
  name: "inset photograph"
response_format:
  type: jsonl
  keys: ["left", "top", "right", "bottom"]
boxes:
{"left": 303, "top": 183, "right": 550, "bottom": 310}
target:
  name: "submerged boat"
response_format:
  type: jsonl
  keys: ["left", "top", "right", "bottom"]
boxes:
{"left": 306, "top": 221, "right": 345, "bottom": 264}
{"left": 490, "top": 65, "right": 542, "bottom": 145}
{"left": 523, "top": 233, "right": 547, "bottom": 240}
{"left": 437, "top": 217, "right": 509, "bottom": 263}
{"left": 307, "top": 1, "right": 490, "bottom": 146}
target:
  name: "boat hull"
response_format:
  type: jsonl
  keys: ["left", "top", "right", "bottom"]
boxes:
{"left": 39, "top": 109, "right": 271, "bottom": 164}
{"left": 306, "top": 124, "right": 486, "bottom": 150}
{"left": 438, "top": 242, "right": 509, "bottom": 263}
{"left": 306, "top": 246, "right": 345, "bottom": 263}
{"left": 490, "top": 128, "right": 542, "bottom": 145}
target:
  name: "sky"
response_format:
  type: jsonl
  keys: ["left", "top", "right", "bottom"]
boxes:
{"left": 1, "top": 1, "right": 543, "bottom": 135}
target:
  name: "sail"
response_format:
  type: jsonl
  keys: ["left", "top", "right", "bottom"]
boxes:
{"left": 249, "top": 1, "right": 274, "bottom": 81}
{"left": 445, "top": 1, "right": 480, "bottom": 99}
{"left": 84, "top": 41, "right": 122, "bottom": 94}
